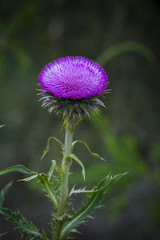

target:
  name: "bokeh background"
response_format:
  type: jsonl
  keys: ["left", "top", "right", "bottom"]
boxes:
{"left": 0, "top": 0, "right": 160, "bottom": 239}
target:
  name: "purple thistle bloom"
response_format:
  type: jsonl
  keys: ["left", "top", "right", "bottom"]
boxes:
{"left": 38, "top": 56, "right": 108, "bottom": 99}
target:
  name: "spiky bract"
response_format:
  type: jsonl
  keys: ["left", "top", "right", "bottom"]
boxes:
{"left": 38, "top": 89, "right": 107, "bottom": 119}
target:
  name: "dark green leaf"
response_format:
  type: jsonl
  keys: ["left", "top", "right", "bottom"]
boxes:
{"left": 18, "top": 171, "right": 59, "bottom": 210}
{"left": 60, "top": 173, "right": 126, "bottom": 239}
{"left": 0, "top": 182, "right": 12, "bottom": 207}
{"left": 38, "top": 173, "right": 59, "bottom": 210}
{"left": 0, "top": 207, "right": 43, "bottom": 239}
{"left": 0, "top": 165, "right": 34, "bottom": 176}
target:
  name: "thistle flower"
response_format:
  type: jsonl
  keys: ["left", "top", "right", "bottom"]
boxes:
{"left": 38, "top": 56, "right": 109, "bottom": 118}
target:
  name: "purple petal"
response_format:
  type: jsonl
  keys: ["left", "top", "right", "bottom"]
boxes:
{"left": 38, "top": 56, "right": 108, "bottom": 99}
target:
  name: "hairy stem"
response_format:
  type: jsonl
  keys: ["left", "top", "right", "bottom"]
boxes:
{"left": 58, "top": 119, "right": 74, "bottom": 216}
{"left": 54, "top": 117, "right": 74, "bottom": 240}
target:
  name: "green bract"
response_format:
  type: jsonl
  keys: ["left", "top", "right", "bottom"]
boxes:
{"left": 38, "top": 90, "right": 107, "bottom": 119}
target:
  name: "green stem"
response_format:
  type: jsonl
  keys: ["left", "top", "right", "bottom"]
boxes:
{"left": 54, "top": 117, "right": 74, "bottom": 240}
{"left": 58, "top": 119, "right": 74, "bottom": 216}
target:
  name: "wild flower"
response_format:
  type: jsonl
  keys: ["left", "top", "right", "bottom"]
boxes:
{"left": 38, "top": 56, "right": 109, "bottom": 118}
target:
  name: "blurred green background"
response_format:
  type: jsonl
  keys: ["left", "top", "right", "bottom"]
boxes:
{"left": 0, "top": 0, "right": 160, "bottom": 239}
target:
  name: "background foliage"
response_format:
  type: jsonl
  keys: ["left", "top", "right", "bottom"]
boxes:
{"left": 0, "top": 0, "right": 160, "bottom": 239}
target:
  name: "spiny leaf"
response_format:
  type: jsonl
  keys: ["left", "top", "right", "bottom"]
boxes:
{"left": 69, "top": 154, "right": 85, "bottom": 181}
{"left": 19, "top": 161, "right": 57, "bottom": 182}
{"left": 72, "top": 140, "right": 104, "bottom": 161}
{"left": 41, "top": 137, "right": 64, "bottom": 159}
{"left": 0, "top": 182, "right": 12, "bottom": 207}
{"left": 0, "top": 207, "right": 43, "bottom": 239}
{"left": 19, "top": 172, "right": 59, "bottom": 210}
{"left": 0, "top": 165, "right": 34, "bottom": 176}
{"left": 60, "top": 173, "right": 126, "bottom": 240}
{"left": 48, "top": 160, "right": 56, "bottom": 181}
{"left": 69, "top": 186, "right": 96, "bottom": 196}
{"left": 38, "top": 173, "right": 59, "bottom": 210}
{"left": 69, "top": 173, "right": 127, "bottom": 197}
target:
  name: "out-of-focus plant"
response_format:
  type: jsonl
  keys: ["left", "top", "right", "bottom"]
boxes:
{"left": 96, "top": 41, "right": 157, "bottom": 69}
{"left": 88, "top": 114, "right": 160, "bottom": 226}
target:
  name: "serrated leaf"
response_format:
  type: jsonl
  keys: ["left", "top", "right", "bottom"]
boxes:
{"left": 0, "top": 182, "right": 12, "bottom": 207}
{"left": 41, "top": 137, "right": 64, "bottom": 159}
{"left": 72, "top": 140, "right": 104, "bottom": 161}
{"left": 19, "top": 172, "right": 59, "bottom": 210}
{"left": 0, "top": 165, "right": 34, "bottom": 176}
{"left": 0, "top": 207, "right": 43, "bottom": 239}
{"left": 69, "top": 154, "right": 85, "bottom": 181}
{"left": 48, "top": 160, "right": 56, "bottom": 181}
{"left": 69, "top": 186, "right": 96, "bottom": 196}
{"left": 38, "top": 173, "right": 59, "bottom": 210}
{"left": 19, "top": 161, "right": 57, "bottom": 182}
{"left": 70, "top": 173, "right": 127, "bottom": 197}
{"left": 60, "top": 173, "right": 125, "bottom": 240}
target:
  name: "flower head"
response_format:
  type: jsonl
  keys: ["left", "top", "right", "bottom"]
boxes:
{"left": 38, "top": 56, "right": 109, "bottom": 118}
{"left": 39, "top": 56, "right": 108, "bottom": 99}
